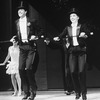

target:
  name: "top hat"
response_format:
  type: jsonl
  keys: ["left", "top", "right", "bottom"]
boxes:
{"left": 17, "top": 1, "right": 28, "bottom": 11}
{"left": 68, "top": 8, "right": 79, "bottom": 16}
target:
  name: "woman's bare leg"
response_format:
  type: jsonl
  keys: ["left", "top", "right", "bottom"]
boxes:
{"left": 11, "top": 74, "right": 17, "bottom": 96}
{"left": 15, "top": 73, "right": 22, "bottom": 96}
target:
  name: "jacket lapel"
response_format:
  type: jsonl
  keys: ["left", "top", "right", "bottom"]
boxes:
{"left": 68, "top": 26, "right": 72, "bottom": 36}
{"left": 68, "top": 24, "right": 81, "bottom": 36}
{"left": 27, "top": 18, "right": 30, "bottom": 36}
{"left": 16, "top": 20, "right": 21, "bottom": 40}
{"left": 77, "top": 24, "right": 81, "bottom": 36}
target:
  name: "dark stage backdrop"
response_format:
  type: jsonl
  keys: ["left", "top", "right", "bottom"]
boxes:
{"left": 0, "top": 0, "right": 13, "bottom": 91}
{"left": 0, "top": 0, "right": 100, "bottom": 91}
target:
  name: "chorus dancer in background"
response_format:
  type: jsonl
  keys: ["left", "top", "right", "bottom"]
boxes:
{"left": 44, "top": 37, "right": 75, "bottom": 95}
{"left": 54, "top": 8, "right": 93, "bottom": 100}
{"left": 0, "top": 36, "right": 22, "bottom": 96}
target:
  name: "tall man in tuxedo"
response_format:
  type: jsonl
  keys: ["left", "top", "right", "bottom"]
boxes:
{"left": 15, "top": 2, "right": 42, "bottom": 100}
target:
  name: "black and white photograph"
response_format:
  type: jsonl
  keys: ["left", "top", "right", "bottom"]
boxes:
{"left": 0, "top": 0, "right": 100, "bottom": 100}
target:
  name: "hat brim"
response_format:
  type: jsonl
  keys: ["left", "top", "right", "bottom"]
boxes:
{"left": 68, "top": 8, "right": 79, "bottom": 16}
{"left": 17, "top": 6, "right": 27, "bottom": 11}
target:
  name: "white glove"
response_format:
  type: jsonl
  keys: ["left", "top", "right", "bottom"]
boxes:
{"left": 30, "top": 35, "right": 38, "bottom": 40}
{"left": 53, "top": 37, "right": 60, "bottom": 41}
{"left": 79, "top": 32, "right": 87, "bottom": 38}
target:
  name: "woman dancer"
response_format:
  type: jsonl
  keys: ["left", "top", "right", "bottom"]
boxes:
{"left": 0, "top": 36, "right": 22, "bottom": 96}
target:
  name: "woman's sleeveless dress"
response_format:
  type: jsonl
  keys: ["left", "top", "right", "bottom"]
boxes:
{"left": 6, "top": 46, "right": 19, "bottom": 74}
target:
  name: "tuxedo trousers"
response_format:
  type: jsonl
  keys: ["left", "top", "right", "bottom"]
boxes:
{"left": 64, "top": 52, "right": 74, "bottom": 92}
{"left": 19, "top": 45, "right": 37, "bottom": 94}
{"left": 69, "top": 51, "right": 87, "bottom": 95}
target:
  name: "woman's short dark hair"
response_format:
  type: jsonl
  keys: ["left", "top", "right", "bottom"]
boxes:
{"left": 13, "top": 36, "right": 18, "bottom": 42}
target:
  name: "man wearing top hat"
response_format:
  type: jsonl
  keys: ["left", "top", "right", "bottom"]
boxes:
{"left": 54, "top": 8, "right": 93, "bottom": 100}
{"left": 15, "top": 1, "right": 42, "bottom": 100}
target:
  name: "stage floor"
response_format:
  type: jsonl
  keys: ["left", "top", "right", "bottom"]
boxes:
{"left": 0, "top": 88, "right": 100, "bottom": 100}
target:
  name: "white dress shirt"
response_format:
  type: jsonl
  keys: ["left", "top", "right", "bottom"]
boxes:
{"left": 71, "top": 23, "right": 79, "bottom": 46}
{"left": 19, "top": 16, "right": 28, "bottom": 42}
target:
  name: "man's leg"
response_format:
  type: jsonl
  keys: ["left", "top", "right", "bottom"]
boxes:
{"left": 79, "top": 54, "right": 87, "bottom": 100}
{"left": 19, "top": 49, "right": 30, "bottom": 100}
{"left": 69, "top": 54, "right": 81, "bottom": 99}
{"left": 26, "top": 50, "right": 37, "bottom": 100}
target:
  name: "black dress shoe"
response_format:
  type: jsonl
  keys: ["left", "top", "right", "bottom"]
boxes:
{"left": 65, "top": 91, "right": 75, "bottom": 95}
{"left": 65, "top": 91, "right": 71, "bottom": 95}
{"left": 27, "top": 92, "right": 36, "bottom": 100}
{"left": 82, "top": 94, "right": 87, "bottom": 100}
{"left": 22, "top": 92, "right": 30, "bottom": 100}
{"left": 75, "top": 93, "right": 81, "bottom": 99}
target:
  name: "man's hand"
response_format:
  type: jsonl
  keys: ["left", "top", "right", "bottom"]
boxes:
{"left": 66, "top": 43, "right": 70, "bottom": 48}
{"left": 44, "top": 38, "right": 50, "bottom": 45}
{"left": 90, "top": 32, "right": 93, "bottom": 35}
{"left": 53, "top": 37, "right": 60, "bottom": 41}
{"left": 79, "top": 32, "right": 87, "bottom": 38}
{"left": 30, "top": 35, "right": 38, "bottom": 40}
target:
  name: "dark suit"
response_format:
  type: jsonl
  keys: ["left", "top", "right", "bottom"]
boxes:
{"left": 45, "top": 38, "right": 74, "bottom": 93}
{"left": 15, "top": 17, "right": 42, "bottom": 97}
{"left": 58, "top": 23, "right": 91, "bottom": 96}
{"left": 62, "top": 38, "right": 74, "bottom": 93}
